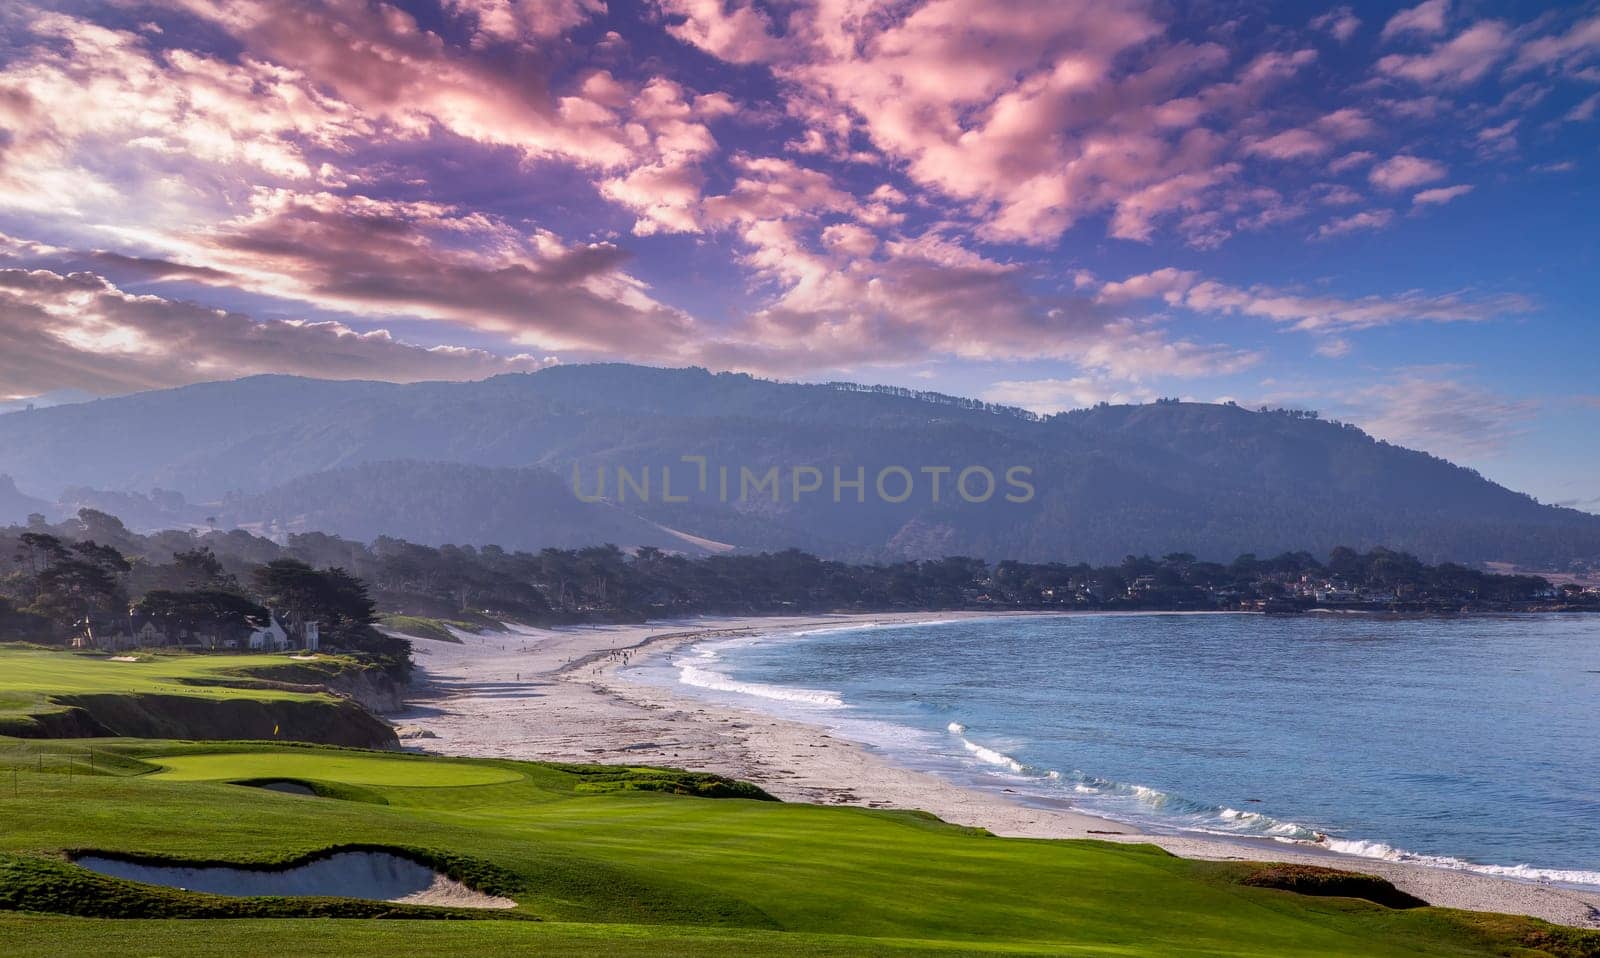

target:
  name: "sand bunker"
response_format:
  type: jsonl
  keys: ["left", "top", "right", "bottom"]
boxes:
{"left": 73, "top": 850, "right": 516, "bottom": 909}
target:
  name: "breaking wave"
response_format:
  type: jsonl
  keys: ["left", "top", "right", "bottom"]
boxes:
{"left": 1316, "top": 839, "right": 1600, "bottom": 887}
{"left": 942, "top": 724, "right": 1600, "bottom": 889}
{"left": 674, "top": 641, "right": 844, "bottom": 709}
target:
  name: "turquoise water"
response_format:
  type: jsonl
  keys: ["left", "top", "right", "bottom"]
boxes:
{"left": 634, "top": 613, "right": 1600, "bottom": 886}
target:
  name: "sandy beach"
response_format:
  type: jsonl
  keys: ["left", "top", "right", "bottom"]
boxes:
{"left": 391, "top": 612, "right": 1600, "bottom": 928}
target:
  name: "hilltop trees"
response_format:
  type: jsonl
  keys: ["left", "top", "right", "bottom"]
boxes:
{"left": 253, "top": 558, "right": 408, "bottom": 676}
{"left": 0, "top": 512, "right": 405, "bottom": 667}
{"left": 254, "top": 559, "right": 377, "bottom": 635}
{"left": 10, "top": 532, "right": 131, "bottom": 638}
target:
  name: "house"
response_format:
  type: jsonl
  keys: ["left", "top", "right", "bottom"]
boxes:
{"left": 130, "top": 616, "right": 174, "bottom": 647}
{"left": 247, "top": 615, "right": 290, "bottom": 652}
{"left": 246, "top": 614, "right": 321, "bottom": 652}
{"left": 74, "top": 612, "right": 171, "bottom": 651}
{"left": 73, "top": 614, "right": 133, "bottom": 651}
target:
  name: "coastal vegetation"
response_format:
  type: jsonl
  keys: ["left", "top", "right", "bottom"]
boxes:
{"left": 1, "top": 510, "right": 1583, "bottom": 658}
{"left": 1, "top": 740, "right": 1596, "bottom": 957}
{"left": 0, "top": 512, "right": 410, "bottom": 676}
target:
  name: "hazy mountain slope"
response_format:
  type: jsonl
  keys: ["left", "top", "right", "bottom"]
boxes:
{"left": 0, "top": 388, "right": 97, "bottom": 416}
{"left": 0, "top": 376, "right": 407, "bottom": 496}
{"left": 0, "top": 475, "right": 52, "bottom": 525}
{"left": 218, "top": 460, "right": 717, "bottom": 554}
{"left": 1, "top": 365, "right": 1595, "bottom": 565}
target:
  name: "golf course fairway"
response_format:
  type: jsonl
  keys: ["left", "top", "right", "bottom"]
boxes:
{"left": 1, "top": 740, "right": 1596, "bottom": 957}
{"left": 0, "top": 648, "right": 396, "bottom": 747}
{"left": 147, "top": 751, "right": 522, "bottom": 786}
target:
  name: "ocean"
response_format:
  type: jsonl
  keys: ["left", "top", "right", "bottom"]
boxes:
{"left": 628, "top": 612, "right": 1600, "bottom": 887}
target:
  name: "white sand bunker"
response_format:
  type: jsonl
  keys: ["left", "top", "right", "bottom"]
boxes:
{"left": 74, "top": 850, "right": 517, "bottom": 909}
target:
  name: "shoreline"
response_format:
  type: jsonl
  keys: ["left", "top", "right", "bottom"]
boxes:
{"left": 392, "top": 611, "right": 1600, "bottom": 929}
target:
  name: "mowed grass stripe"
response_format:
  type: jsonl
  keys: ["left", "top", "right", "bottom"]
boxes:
{"left": 0, "top": 648, "right": 332, "bottom": 716}
{"left": 147, "top": 752, "right": 523, "bottom": 787}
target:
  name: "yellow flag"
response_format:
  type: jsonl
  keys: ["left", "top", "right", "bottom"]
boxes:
{"left": 273, "top": 724, "right": 279, "bottom": 737}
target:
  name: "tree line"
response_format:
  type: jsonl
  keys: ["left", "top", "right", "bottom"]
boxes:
{"left": 1, "top": 510, "right": 1581, "bottom": 669}
{"left": 0, "top": 510, "right": 408, "bottom": 675}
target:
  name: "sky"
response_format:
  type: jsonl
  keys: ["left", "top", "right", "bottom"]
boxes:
{"left": 0, "top": 0, "right": 1596, "bottom": 510}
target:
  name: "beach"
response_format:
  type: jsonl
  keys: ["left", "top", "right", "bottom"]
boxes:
{"left": 392, "top": 613, "right": 1600, "bottom": 928}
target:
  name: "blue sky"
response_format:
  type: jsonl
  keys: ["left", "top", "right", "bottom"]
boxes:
{"left": 0, "top": 0, "right": 1596, "bottom": 508}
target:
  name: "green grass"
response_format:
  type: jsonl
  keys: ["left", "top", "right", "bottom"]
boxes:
{"left": 147, "top": 751, "right": 524, "bottom": 787}
{"left": 0, "top": 648, "right": 327, "bottom": 718}
{"left": 0, "top": 647, "right": 394, "bottom": 747}
{"left": 377, "top": 616, "right": 478, "bottom": 643}
{"left": 0, "top": 740, "right": 1595, "bottom": 957}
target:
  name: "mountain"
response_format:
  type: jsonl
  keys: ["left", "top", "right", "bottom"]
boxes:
{"left": 219, "top": 460, "right": 728, "bottom": 555}
{"left": 0, "top": 388, "right": 97, "bottom": 416}
{"left": 0, "top": 475, "right": 53, "bottom": 525}
{"left": 1, "top": 364, "right": 1595, "bottom": 566}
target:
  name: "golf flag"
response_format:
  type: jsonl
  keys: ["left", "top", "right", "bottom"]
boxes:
{"left": 273, "top": 724, "right": 279, "bottom": 737}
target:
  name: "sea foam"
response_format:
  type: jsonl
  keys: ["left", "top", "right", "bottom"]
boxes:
{"left": 676, "top": 664, "right": 845, "bottom": 707}
{"left": 674, "top": 641, "right": 845, "bottom": 708}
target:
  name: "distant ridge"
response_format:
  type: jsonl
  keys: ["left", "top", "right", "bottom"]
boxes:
{"left": 0, "top": 364, "right": 1595, "bottom": 566}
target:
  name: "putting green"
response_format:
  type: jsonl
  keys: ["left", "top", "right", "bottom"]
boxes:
{"left": 148, "top": 752, "right": 523, "bottom": 787}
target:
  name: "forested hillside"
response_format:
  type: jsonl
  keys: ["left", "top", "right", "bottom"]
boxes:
{"left": 0, "top": 365, "right": 1595, "bottom": 567}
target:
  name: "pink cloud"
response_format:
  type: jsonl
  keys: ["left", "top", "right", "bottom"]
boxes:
{"left": 1314, "top": 209, "right": 1394, "bottom": 238}
{"left": 657, "top": 0, "right": 785, "bottom": 65}
{"left": 1381, "top": 0, "right": 1450, "bottom": 42}
{"left": 666, "top": 0, "right": 1318, "bottom": 248}
{"left": 1314, "top": 183, "right": 1365, "bottom": 205}
{"left": 0, "top": 0, "right": 1577, "bottom": 395}
{"left": 1095, "top": 267, "right": 1198, "bottom": 305}
{"left": 1377, "top": 21, "right": 1513, "bottom": 86}
{"left": 1369, "top": 154, "right": 1447, "bottom": 191}
{"left": 1567, "top": 92, "right": 1600, "bottom": 122}
{"left": 1412, "top": 184, "right": 1474, "bottom": 205}
{"left": 1314, "top": 336, "right": 1352, "bottom": 358}
{"left": 0, "top": 13, "right": 369, "bottom": 214}
{"left": 1102, "top": 269, "right": 1532, "bottom": 333}
{"left": 1328, "top": 151, "right": 1377, "bottom": 173}
{"left": 165, "top": 0, "right": 648, "bottom": 169}
{"left": 1311, "top": 7, "right": 1362, "bottom": 44}
{"left": 1246, "top": 129, "right": 1331, "bottom": 161}
{"left": 1245, "top": 109, "right": 1372, "bottom": 162}
{"left": 1350, "top": 373, "right": 1538, "bottom": 459}
{"left": 694, "top": 228, "right": 1258, "bottom": 381}
{"left": 1511, "top": 13, "right": 1600, "bottom": 76}
{"left": 444, "top": 0, "right": 604, "bottom": 45}
{"left": 820, "top": 223, "right": 879, "bottom": 257}
{"left": 0, "top": 266, "right": 552, "bottom": 396}
{"left": 177, "top": 190, "right": 701, "bottom": 357}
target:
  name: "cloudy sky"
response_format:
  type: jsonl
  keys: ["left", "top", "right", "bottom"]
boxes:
{"left": 0, "top": 0, "right": 1596, "bottom": 508}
